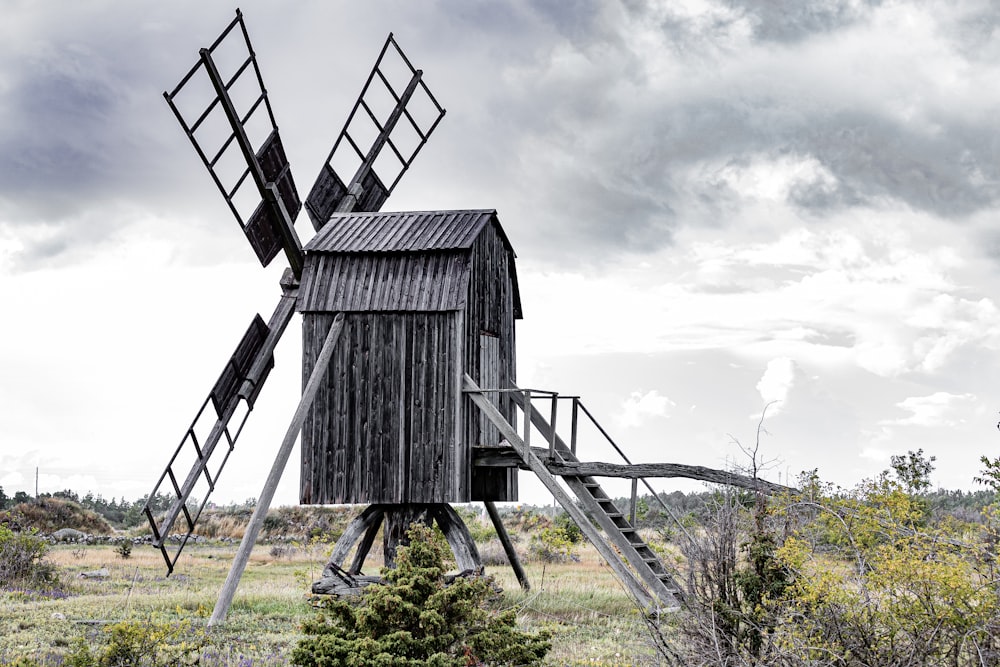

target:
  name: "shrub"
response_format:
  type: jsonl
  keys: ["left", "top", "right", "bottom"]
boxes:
{"left": 67, "top": 617, "right": 206, "bottom": 667}
{"left": 529, "top": 525, "right": 579, "bottom": 563}
{"left": 553, "top": 512, "right": 583, "bottom": 544}
{"left": 292, "top": 523, "right": 551, "bottom": 666}
{"left": 115, "top": 540, "right": 132, "bottom": 560}
{"left": 0, "top": 525, "right": 59, "bottom": 591}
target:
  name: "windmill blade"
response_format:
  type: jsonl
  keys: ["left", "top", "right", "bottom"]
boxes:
{"left": 163, "top": 9, "right": 304, "bottom": 277}
{"left": 305, "top": 33, "right": 446, "bottom": 227}
{"left": 143, "top": 285, "right": 297, "bottom": 574}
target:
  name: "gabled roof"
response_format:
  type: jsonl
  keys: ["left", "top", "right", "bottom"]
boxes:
{"left": 298, "top": 209, "right": 521, "bottom": 316}
{"left": 304, "top": 209, "right": 509, "bottom": 253}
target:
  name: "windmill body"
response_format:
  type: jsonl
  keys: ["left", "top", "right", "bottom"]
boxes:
{"left": 298, "top": 209, "right": 520, "bottom": 505}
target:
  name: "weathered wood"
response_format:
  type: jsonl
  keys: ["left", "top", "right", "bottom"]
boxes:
{"left": 209, "top": 312, "right": 344, "bottom": 627}
{"left": 311, "top": 573, "right": 381, "bottom": 597}
{"left": 484, "top": 501, "right": 529, "bottom": 591}
{"left": 150, "top": 291, "right": 297, "bottom": 565}
{"left": 547, "top": 462, "right": 794, "bottom": 495}
{"left": 322, "top": 504, "right": 385, "bottom": 579}
{"left": 348, "top": 511, "right": 384, "bottom": 575}
{"left": 472, "top": 448, "right": 793, "bottom": 496}
{"left": 301, "top": 312, "right": 462, "bottom": 504}
{"left": 383, "top": 505, "right": 432, "bottom": 568}
{"left": 299, "top": 211, "right": 520, "bottom": 505}
{"left": 428, "top": 505, "right": 481, "bottom": 573}
{"left": 506, "top": 386, "right": 685, "bottom": 608}
{"left": 463, "top": 375, "right": 655, "bottom": 610}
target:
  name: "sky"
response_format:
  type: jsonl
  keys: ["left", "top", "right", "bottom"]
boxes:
{"left": 3, "top": 0, "right": 1000, "bottom": 510}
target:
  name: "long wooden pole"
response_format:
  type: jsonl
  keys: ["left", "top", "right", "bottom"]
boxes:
{"left": 484, "top": 501, "right": 529, "bottom": 591}
{"left": 209, "top": 313, "right": 345, "bottom": 627}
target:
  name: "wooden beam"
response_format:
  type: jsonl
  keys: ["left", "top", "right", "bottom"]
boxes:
{"left": 473, "top": 448, "right": 795, "bottom": 496}
{"left": 547, "top": 462, "right": 794, "bottom": 495}
{"left": 484, "top": 501, "right": 529, "bottom": 591}
{"left": 208, "top": 313, "right": 345, "bottom": 627}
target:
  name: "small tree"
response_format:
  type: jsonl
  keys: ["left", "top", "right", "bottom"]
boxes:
{"left": 292, "top": 523, "right": 550, "bottom": 666}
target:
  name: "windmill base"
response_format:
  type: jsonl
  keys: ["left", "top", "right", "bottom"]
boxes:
{"left": 312, "top": 503, "right": 482, "bottom": 596}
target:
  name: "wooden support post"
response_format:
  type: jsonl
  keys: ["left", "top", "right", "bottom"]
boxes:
{"left": 316, "top": 504, "right": 386, "bottom": 589}
{"left": 570, "top": 398, "right": 579, "bottom": 457}
{"left": 208, "top": 313, "right": 345, "bottom": 627}
{"left": 428, "top": 505, "right": 481, "bottom": 573}
{"left": 383, "top": 505, "right": 432, "bottom": 568}
{"left": 484, "top": 501, "right": 529, "bottom": 591}
{"left": 630, "top": 478, "right": 638, "bottom": 526}
{"left": 522, "top": 390, "right": 531, "bottom": 449}
{"left": 548, "top": 394, "right": 558, "bottom": 460}
{"left": 349, "top": 513, "right": 384, "bottom": 575}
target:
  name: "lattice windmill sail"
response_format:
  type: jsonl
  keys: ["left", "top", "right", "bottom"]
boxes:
{"left": 143, "top": 9, "right": 444, "bottom": 577}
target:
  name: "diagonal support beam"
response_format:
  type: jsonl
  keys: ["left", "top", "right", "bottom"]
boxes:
{"left": 209, "top": 313, "right": 346, "bottom": 626}
{"left": 484, "top": 501, "right": 529, "bottom": 591}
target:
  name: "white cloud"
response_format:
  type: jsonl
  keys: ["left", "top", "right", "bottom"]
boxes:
{"left": 618, "top": 390, "right": 675, "bottom": 428}
{"left": 756, "top": 357, "right": 797, "bottom": 415}
{"left": 883, "top": 392, "right": 977, "bottom": 427}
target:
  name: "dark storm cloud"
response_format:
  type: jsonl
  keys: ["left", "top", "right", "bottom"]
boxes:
{"left": 4, "top": 1, "right": 1000, "bottom": 271}
{"left": 0, "top": 9, "right": 193, "bottom": 221}
{"left": 797, "top": 112, "right": 1000, "bottom": 217}
{"left": 0, "top": 48, "right": 121, "bottom": 215}
{"left": 734, "top": 0, "right": 883, "bottom": 43}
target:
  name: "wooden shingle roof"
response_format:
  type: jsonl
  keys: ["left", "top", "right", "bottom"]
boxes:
{"left": 304, "top": 209, "right": 509, "bottom": 253}
{"left": 298, "top": 209, "right": 521, "bottom": 315}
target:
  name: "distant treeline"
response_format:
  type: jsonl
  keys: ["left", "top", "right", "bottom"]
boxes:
{"left": 2, "top": 483, "right": 998, "bottom": 532}
{"left": 0, "top": 487, "right": 174, "bottom": 529}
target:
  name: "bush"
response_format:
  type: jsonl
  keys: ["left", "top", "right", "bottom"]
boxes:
{"left": 67, "top": 618, "right": 206, "bottom": 667}
{"left": 292, "top": 523, "right": 551, "bottom": 666}
{"left": 553, "top": 512, "right": 583, "bottom": 544}
{"left": 0, "top": 525, "right": 59, "bottom": 591}
{"left": 114, "top": 540, "right": 132, "bottom": 560}
{"left": 529, "top": 525, "right": 579, "bottom": 563}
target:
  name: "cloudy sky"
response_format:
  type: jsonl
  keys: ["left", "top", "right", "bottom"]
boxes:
{"left": 3, "top": 0, "right": 1000, "bottom": 509}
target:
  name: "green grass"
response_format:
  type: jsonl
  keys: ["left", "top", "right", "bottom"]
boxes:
{"left": 0, "top": 542, "right": 664, "bottom": 666}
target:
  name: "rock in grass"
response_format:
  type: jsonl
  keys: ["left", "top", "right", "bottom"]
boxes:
{"left": 80, "top": 568, "right": 110, "bottom": 579}
{"left": 52, "top": 528, "right": 87, "bottom": 542}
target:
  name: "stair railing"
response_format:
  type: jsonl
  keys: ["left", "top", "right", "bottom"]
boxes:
{"left": 476, "top": 386, "right": 694, "bottom": 545}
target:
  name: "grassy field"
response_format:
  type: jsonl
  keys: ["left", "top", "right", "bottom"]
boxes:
{"left": 0, "top": 539, "right": 664, "bottom": 666}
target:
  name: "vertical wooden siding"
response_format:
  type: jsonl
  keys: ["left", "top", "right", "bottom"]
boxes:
{"left": 300, "top": 311, "right": 461, "bottom": 504}
{"left": 464, "top": 222, "right": 519, "bottom": 501}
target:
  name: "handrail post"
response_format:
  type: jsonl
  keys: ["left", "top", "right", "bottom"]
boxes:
{"left": 522, "top": 390, "right": 531, "bottom": 449}
{"left": 548, "top": 394, "right": 558, "bottom": 460}
{"left": 630, "top": 478, "right": 638, "bottom": 526}
{"left": 570, "top": 398, "right": 579, "bottom": 456}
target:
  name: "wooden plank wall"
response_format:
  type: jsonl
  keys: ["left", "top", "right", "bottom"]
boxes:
{"left": 465, "top": 221, "right": 519, "bottom": 501}
{"left": 300, "top": 311, "right": 461, "bottom": 504}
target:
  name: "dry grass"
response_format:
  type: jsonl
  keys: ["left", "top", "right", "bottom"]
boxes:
{"left": 1, "top": 537, "right": 665, "bottom": 666}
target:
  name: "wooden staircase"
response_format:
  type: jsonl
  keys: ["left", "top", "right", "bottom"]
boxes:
{"left": 464, "top": 375, "right": 684, "bottom": 611}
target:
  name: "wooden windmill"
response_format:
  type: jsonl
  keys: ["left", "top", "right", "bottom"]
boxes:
{"left": 146, "top": 9, "right": 792, "bottom": 624}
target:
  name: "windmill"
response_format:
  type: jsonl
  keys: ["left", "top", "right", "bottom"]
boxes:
{"left": 142, "top": 9, "right": 455, "bottom": 623}
{"left": 146, "top": 9, "right": 797, "bottom": 624}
